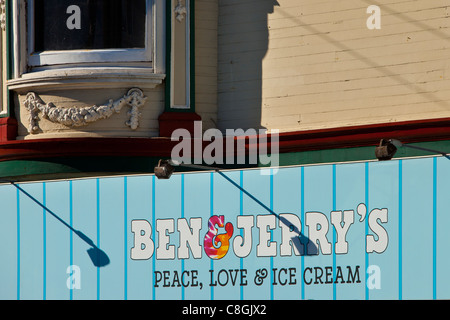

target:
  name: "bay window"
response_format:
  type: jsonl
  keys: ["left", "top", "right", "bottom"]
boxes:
{"left": 8, "top": 0, "right": 166, "bottom": 90}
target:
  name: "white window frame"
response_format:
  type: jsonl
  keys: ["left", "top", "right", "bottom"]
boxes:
{"left": 27, "top": 0, "right": 153, "bottom": 67}
{"left": 7, "top": 0, "right": 166, "bottom": 91}
{"left": 170, "top": 0, "right": 191, "bottom": 110}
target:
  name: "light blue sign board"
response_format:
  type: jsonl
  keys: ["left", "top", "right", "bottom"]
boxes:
{"left": 1, "top": 156, "right": 450, "bottom": 300}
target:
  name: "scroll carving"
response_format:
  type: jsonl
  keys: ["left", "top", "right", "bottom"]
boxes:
{"left": 24, "top": 88, "right": 147, "bottom": 134}
{"left": 174, "top": 0, "right": 187, "bottom": 22}
{"left": 0, "top": 0, "right": 6, "bottom": 31}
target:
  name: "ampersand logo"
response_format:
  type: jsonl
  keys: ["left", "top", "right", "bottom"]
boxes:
{"left": 204, "top": 215, "right": 234, "bottom": 259}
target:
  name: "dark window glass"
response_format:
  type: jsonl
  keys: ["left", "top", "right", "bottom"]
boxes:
{"left": 34, "top": 0, "right": 146, "bottom": 52}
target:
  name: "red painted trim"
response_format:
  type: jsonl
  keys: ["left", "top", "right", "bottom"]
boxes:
{"left": 273, "top": 117, "right": 450, "bottom": 153}
{"left": 0, "top": 117, "right": 18, "bottom": 142}
{"left": 0, "top": 137, "right": 177, "bottom": 161}
{"left": 0, "top": 118, "right": 449, "bottom": 162}
{"left": 158, "top": 111, "right": 202, "bottom": 137}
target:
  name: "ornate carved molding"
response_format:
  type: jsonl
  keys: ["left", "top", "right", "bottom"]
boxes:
{"left": 174, "top": 0, "right": 187, "bottom": 22}
{"left": 24, "top": 88, "right": 147, "bottom": 134}
{"left": 0, "top": 0, "right": 6, "bottom": 31}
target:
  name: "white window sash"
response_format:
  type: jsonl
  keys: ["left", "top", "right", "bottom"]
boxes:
{"left": 27, "top": 0, "right": 154, "bottom": 67}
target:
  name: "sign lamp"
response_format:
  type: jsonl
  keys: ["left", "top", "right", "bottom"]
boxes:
{"left": 375, "top": 139, "right": 398, "bottom": 161}
{"left": 375, "top": 139, "right": 450, "bottom": 161}
{"left": 154, "top": 159, "right": 175, "bottom": 179}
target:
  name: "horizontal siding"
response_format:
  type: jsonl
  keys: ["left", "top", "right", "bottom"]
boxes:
{"left": 218, "top": 0, "right": 450, "bottom": 133}
{"left": 195, "top": 0, "right": 219, "bottom": 131}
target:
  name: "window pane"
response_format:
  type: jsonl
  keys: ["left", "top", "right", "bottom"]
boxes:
{"left": 34, "top": 0, "right": 146, "bottom": 52}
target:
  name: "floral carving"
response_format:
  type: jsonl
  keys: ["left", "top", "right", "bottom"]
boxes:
{"left": 174, "top": 0, "right": 187, "bottom": 22}
{"left": 24, "top": 88, "right": 147, "bottom": 134}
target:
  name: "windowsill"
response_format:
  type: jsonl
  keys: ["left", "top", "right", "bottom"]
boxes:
{"left": 7, "top": 67, "right": 166, "bottom": 92}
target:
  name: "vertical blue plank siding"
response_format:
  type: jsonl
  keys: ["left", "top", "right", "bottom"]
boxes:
{"left": 1, "top": 156, "right": 449, "bottom": 300}
{"left": 126, "top": 175, "right": 153, "bottom": 300}
{"left": 0, "top": 184, "right": 18, "bottom": 300}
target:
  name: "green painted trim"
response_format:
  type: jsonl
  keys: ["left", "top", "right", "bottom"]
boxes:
{"left": 2, "top": 140, "right": 450, "bottom": 182}
{"left": 0, "top": 156, "right": 164, "bottom": 182}
{"left": 264, "top": 140, "right": 450, "bottom": 168}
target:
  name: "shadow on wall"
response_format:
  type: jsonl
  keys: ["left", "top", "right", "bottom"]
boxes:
{"left": 216, "top": 171, "right": 318, "bottom": 255}
{"left": 278, "top": 214, "right": 319, "bottom": 256}
{"left": 10, "top": 181, "right": 110, "bottom": 268}
{"left": 217, "top": 0, "right": 279, "bottom": 132}
{"left": 217, "top": 0, "right": 450, "bottom": 134}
